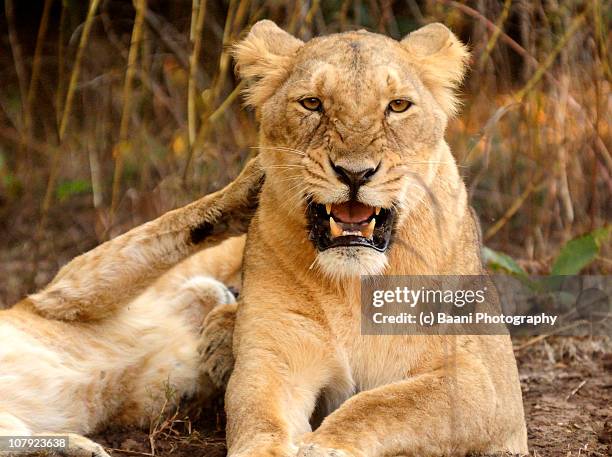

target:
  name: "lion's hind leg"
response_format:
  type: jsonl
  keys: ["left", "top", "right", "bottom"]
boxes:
{"left": 0, "top": 413, "right": 110, "bottom": 457}
{"left": 0, "top": 412, "right": 30, "bottom": 437}
{"left": 198, "top": 302, "right": 237, "bottom": 393}
{"left": 160, "top": 274, "right": 237, "bottom": 331}
{"left": 113, "top": 273, "right": 238, "bottom": 427}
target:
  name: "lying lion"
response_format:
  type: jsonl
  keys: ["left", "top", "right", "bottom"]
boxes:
{"left": 199, "top": 21, "right": 529, "bottom": 456}
{"left": 0, "top": 158, "right": 263, "bottom": 456}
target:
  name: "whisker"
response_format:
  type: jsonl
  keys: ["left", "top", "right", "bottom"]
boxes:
{"left": 277, "top": 182, "right": 311, "bottom": 213}
{"left": 305, "top": 169, "right": 329, "bottom": 181}
{"left": 250, "top": 146, "right": 306, "bottom": 156}
{"left": 285, "top": 181, "right": 309, "bottom": 195}
{"left": 392, "top": 161, "right": 469, "bottom": 169}
{"left": 261, "top": 164, "right": 305, "bottom": 170}
{"left": 275, "top": 174, "right": 302, "bottom": 182}
{"left": 304, "top": 177, "right": 334, "bottom": 188}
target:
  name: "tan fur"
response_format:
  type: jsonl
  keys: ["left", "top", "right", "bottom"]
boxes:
{"left": 215, "top": 21, "right": 528, "bottom": 456}
{"left": 0, "top": 159, "right": 262, "bottom": 456}
{"left": 30, "top": 157, "right": 263, "bottom": 321}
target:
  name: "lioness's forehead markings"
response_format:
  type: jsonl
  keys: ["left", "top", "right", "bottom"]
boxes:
{"left": 384, "top": 68, "right": 406, "bottom": 96}
{"left": 289, "top": 34, "right": 422, "bottom": 112}
{"left": 292, "top": 63, "right": 318, "bottom": 78}
{"left": 315, "top": 64, "right": 338, "bottom": 100}
{"left": 348, "top": 40, "right": 362, "bottom": 72}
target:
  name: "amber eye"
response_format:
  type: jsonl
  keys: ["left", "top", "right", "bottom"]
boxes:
{"left": 388, "top": 99, "right": 412, "bottom": 113}
{"left": 299, "top": 97, "right": 322, "bottom": 111}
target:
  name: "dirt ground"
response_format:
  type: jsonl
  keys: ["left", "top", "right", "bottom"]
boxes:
{"left": 84, "top": 337, "right": 612, "bottom": 457}
{"left": 1, "top": 205, "right": 610, "bottom": 457}
{"left": 9, "top": 336, "right": 611, "bottom": 457}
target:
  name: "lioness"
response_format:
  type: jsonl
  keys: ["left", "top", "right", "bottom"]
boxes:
{"left": 212, "top": 21, "right": 528, "bottom": 456}
{"left": 0, "top": 159, "right": 263, "bottom": 456}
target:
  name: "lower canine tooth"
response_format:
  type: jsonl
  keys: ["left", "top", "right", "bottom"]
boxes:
{"left": 329, "top": 217, "right": 342, "bottom": 238}
{"left": 362, "top": 218, "right": 376, "bottom": 239}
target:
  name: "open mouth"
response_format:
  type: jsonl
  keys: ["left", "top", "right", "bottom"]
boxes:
{"left": 307, "top": 199, "right": 396, "bottom": 252}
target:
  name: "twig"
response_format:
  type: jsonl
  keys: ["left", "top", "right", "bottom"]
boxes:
{"left": 99, "top": 8, "right": 183, "bottom": 126}
{"left": 208, "top": 81, "right": 244, "bottom": 123}
{"left": 106, "top": 448, "right": 154, "bottom": 456}
{"left": 478, "top": 0, "right": 512, "bottom": 68}
{"left": 435, "top": 0, "right": 540, "bottom": 68}
{"left": 484, "top": 171, "right": 545, "bottom": 241}
{"left": 593, "top": 0, "right": 611, "bottom": 81}
{"left": 55, "top": 3, "right": 68, "bottom": 128}
{"left": 412, "top": 4, "right": 430, "bottom": 24}
{"left": 110, "top": 0, "right": 147, "bottom": 223}
{"left": 183, "top": 0, "right": 244, "bottom": 182}
{"left": 555, "top": 76, "right": 574, "bottom": 224}
{"left": 513, "top": 12, "right": 586, "bottom": 102}
{"left": 338, "top": 0, "right": 352, "bottom": 30}
{"left": 231, "top": 0, "right": 251, "bottom": 33}
{"left": 187, "top": 0, "right": 209, "bottom": 154}
{"left": 513, "top": 321, "right": 586, "bottom": 352}
{"left": 58, "top": 0, "right": 102, "bottom": 142}
{"left": 566, "top": 379, "right": 587, "bottom": 401}
{"left": 436, "top": 0, "right": 611, "bottom": 174}
{"left": 144, "top": 9, "right": 191, "bottom": 72}
{"left": 4, "top": 0, "right": 28, "bottom": 118}
{"left": 0, "top": 125, "right": 60, "bottom": 158}
{"left": 24, "top": 0, "right": 53, "bottom": 141}
{"left": 211, "top": 0, "right": 241, "bottom": 106}
{"left": 40, "top": 0, "right": 102, "bottom": 232}
{"left": 215, "top": 0, "right": 239, "bottom": 96}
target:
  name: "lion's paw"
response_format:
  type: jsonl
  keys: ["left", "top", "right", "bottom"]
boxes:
{"left": 297, "top": 443, "right": 355, "bottom": 457}
{"left": 181, "top": 276, "right": 236, "bottom": 308}
{"left": 61, "top": 433, "right": 111, "bottom": 457}
{"left": 198, "top": 303, "right": 237, "bottom": 391}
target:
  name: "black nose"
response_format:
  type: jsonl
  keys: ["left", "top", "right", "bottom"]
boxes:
{"left": 331, "top": 160, "right": 380, "bottom": 197}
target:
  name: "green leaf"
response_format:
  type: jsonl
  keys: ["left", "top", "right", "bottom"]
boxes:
{"left": 551, "top": 227, "right": 610, "bottom": 275}
{"left": 482, "top": 246, "right": 528, "bottom": 278}
{"left": 56, "top": 179, "right": 92, "bottom": 202}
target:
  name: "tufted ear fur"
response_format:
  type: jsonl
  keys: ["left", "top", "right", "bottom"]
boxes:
{"left": 401, "top": 23, "right": 470, "bottom": 117}
{"left": 232, "top": 20, "right": 304, "bottom": 108}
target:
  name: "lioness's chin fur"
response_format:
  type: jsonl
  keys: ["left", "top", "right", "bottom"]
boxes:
{"left": 315, "top": 247, "right": 388, "bottom": 279}
{"left": 216, "top": 20, "right": 529, "bottom": 457}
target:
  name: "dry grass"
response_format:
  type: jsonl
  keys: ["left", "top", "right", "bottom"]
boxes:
{"left": 0, "top": 0, "right": 609, "bottom": 300}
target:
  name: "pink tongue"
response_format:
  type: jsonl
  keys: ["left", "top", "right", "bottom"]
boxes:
{"left": 331, "top": 201, "right": 374, "bottom": 223}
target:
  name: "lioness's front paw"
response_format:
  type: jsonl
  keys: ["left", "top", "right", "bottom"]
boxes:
{"left": 297, "top": 443, "right": 356, "bottom": 457}
{"left": 230, "top": 444, "right": 295, "bottom": 457}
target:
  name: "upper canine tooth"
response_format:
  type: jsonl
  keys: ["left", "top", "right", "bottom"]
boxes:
{"left": 375, "top": 206, "right": 381, "bottom": 215}
{"left": 329, "top": 217, "right": 343, "bottom": 238}
{"left": 325, "top": 203, "right": 332, "bottom": 215}
{"left": 362, "top": 218, "right": 376, "bottom": 239}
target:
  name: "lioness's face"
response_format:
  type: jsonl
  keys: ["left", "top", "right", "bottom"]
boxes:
{"left": 235, "top": 21, "right": 468, "bottom": 277}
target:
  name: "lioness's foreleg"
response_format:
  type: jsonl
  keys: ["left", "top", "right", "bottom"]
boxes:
{"left": 225, "top": 313, "right": 346, "bottom": 457}
{"left": 27, "top": 157, "right": 263, "bottom": 321}
{"left": 298, "top": 354, "right": 527, "bottom": 457}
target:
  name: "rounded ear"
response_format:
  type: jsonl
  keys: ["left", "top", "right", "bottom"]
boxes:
{"left": 401, "top": 23, "right": 470, "bottom": 116}
{"left": 232, "top": 20, "right": 304, "bottom": 108}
